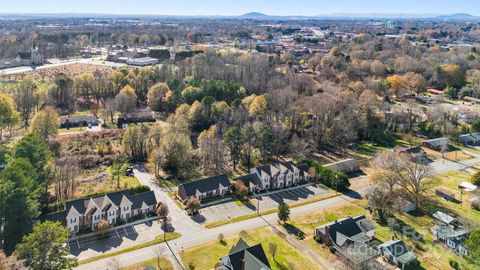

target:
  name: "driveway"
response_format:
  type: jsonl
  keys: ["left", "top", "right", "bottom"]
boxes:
{"left": 133, "top": 168, "right": 202, "bottom": 234}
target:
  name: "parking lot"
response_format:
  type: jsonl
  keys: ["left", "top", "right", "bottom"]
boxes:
{"left": 200, "top": 184, "right": 332, "bottom": 223}
{"left": 67, "top": 219, "right": 162, "bottom": 259}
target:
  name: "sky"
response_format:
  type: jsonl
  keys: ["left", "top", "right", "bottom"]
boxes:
{"left": 0, "top": 0, "right": 479, "bottom": 16}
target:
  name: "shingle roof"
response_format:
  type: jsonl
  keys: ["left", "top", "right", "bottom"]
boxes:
{"left": 39, "top": 210, "right": 67, "bottom": 226}
{"left": 316, "top": 215, "right": 375, "bottom": 246}
{"left": 379, "top": 240, "right": 417, "bottom": 264}
{"left": 178, "top": 174, "right": 230, "bottom": 198}
{"left": 223, "top": 239, "right": 271, "bottom": 270}
{"left": 41, "top": 190, "right": 156, "bottom": 223}
{"left": 130, "top": 191, "right": 157, "bottom": 209}
{"left": 17, "top": 52, "right": 31, "bottom": 59}
{"left": 235, "top": 173, "right": 262, "bottom": 187}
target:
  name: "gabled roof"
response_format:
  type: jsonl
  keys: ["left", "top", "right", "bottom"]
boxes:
{"left": 235, "top": 173, "right": 262, "bottom": 187}
{"left": 223, "top": 239, "right": 271, "bottom": 270}
{"left": 130, "top": 191, "right": 156, "bottom": 209}
{"left": 178, "top": 174, "right": 230, "bottom": 197}
{"left": 316, "top": 215, "right": 375, "bottom": 247}
{"left": 423, "top": 137, "right": 449, "bottom": 147}
{"left": 39, "top": 210, "right": 66, "bottom": 226}
{"left": 17, "top": 52, "right": 31, "bottom": 59}
{"left": 379, "top": 240, "right": 417, "bottom": 264}
{"left": 433, "top": 211, "right": 457, "bottom": 225}
{"left": 41, "top": 189, "right": 156, "bottom": 223}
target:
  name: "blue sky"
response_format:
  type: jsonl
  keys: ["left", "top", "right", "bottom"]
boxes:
{"left": 0, "top": 0, "right": 479, "bottom": 16}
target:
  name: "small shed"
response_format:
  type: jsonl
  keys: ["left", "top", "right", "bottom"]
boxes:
{"left": 435, "top": 188, "right": 455, "bottom": 201}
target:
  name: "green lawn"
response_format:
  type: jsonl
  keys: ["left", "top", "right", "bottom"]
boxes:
{"left": 121, "top": 257, "right": 174, "bottom": 270}
{"left": 427, "top": 171, "right": 480, "bottom": 226}
{"left": 288, "top": 198, "right": 477, "bottom": 270}
{"left": 79, "top": 232, "right": 182, "bottom": 265}
{"left": 181, "top": 227, "right": 320, "bottom": 270}
{"left": 59, "top": 126, "right": 87, "bottom": 132}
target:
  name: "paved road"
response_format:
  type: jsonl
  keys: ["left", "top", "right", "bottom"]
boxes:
{"left": 133, "top": 168, "right": 202, "bottom": 235}
{"left": 74, "top": 188, "right": 365, "bottom": 270}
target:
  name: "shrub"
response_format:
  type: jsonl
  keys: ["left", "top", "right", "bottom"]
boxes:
{"left": 328, "top": 246, "right": 336, "bottom": 253}
{"left": 449, "top": 259, "right": 459, "bottom": 269}
{"left": 300, "top": 158, "right": 350, "bottom": 191}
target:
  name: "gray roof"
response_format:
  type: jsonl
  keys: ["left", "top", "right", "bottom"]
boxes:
{"left": 316, "top": 215, "right": 375, "bottom": 246}
{"left": 235, "top": 173, "right": 262, "bottom": 187}
{"left": 178, "top": 174, "right": 230, "bottom": 198}
{"left": 41, "top": 189, "right": 156, "bottom": 222}
{"left": 423, "top": 137, "right": 449, "bottom": 147}
{"left": 335, "top": 242, "right": 379, "bottom": 265}
{"left": 221, "top": 238, "right": 271, "bottom": 270}
{"left": 379, "top": 240, "right": 417, "bottom": 264}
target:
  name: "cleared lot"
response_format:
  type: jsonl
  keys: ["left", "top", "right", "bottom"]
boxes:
{"left": 200, "top": 184, "right": 331, "bottom": 223}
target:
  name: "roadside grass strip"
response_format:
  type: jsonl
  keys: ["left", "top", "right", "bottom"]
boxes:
{"left": 78, "top": 232, "right": 182, "bottom": 265}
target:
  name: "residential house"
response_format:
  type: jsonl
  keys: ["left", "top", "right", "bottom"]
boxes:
{"left": 218, "top": 238, "right": 271, "bottom": 270}
{"left": 177, "top": 174, "right": 230, "bottom": 203}
{"left": 249, "top": 161, "right": 310, "bottom": 192}
{"left": 60, "top": 115, "right": 98, "bottom": 128}
{"left": 459, "top": 132, "right": 480, "bottom": 146}
{"left": 422, "top": 138, "right": 449, "bottom": 151}
{"left": 324, "top": 158, "right": 360, "bottom": 174}
{"left": 118, "top": 107, "right": 156, "bottom": 127}
{"left": 378, "top": 240, "right": 417, "bottom": 270}
{"left": 431, "top": 211, "right": 471, "bottom": 255}
{"left": 314, "top": 215, "right": 380, "bottom": 269}
{"left": 393, "top": 146, "right": 428, "bottom": 164}
{"left": 40, "top": 190, "right": 157, "bottom": 234}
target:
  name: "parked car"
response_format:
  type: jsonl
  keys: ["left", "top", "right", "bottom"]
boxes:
{"left": 125, "top": 167, "right": 134, "bottom": 177}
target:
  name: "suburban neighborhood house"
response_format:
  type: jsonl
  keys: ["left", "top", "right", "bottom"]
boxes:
{"left": 378, "top": 240, "right": 417, "bottom": 270}
{"left": 459, "top": 132, "right": 480, "bottom": 146}
{"left": 422, "top": 137, "right": 450, "bottom": 151}
{"left": 177, "top": 174, "right": 230, "bottom": 203}
{"left": 431, "top": 211, "right": 472, "bottom": 255}
{"left": 248, "top": 161, "right": 310, "bottom": 191}
{"left": 177, "top": 162, "right": 311, "bottom": 203}
{"left": 218, "top": 238, "right": 271, "bottom": 270}
{"left": 40, "top": 190, "right": 157, "bottom": 234}
{"left": 314, "top": 215, "right": 380, "bottom": 269}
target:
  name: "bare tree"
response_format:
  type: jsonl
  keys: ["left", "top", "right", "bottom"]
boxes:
{"left": 153, "top": 246, "right": 165, "bottom": 270}
{"left": 397, "top": 159, "right": 433, "bottom": 208}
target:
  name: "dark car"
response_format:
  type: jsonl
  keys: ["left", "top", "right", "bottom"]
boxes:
{"left": 125, "top": 167, "right": 134, "bottom": 177}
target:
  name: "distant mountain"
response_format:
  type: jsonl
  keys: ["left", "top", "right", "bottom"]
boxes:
{"left": 238, "top": 12, "right": 271, "bottom": 19}
{"left": 437, "top": 13, "right": 478, "bottom": 20}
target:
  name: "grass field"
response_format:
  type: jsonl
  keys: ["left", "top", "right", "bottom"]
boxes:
{"left": 181, "top": 227, "right": 320, "bottom": 270}
{"left": 59, "top": 126, "right": 87, "bottom": 133}
{"left": 422, "top": 147, "right": 473, "bottom": 162}
{"left": 288, "top": 198, "right": 477, "bottom": 270}
{"left": 74, "top": 166, "right": 141, "bottom": 198}
{"left": 121, "top": 257, "right": 174, "bottom": 270}
{"left": 427, "top": 171, "right": 480, "bottom": 226}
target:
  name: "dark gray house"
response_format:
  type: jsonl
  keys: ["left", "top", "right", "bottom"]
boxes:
{"left": 314, "top": 215, "right": 380, "bottom": 269}
{"left": 218, "top": 238, "right": 271, "bottom": 270}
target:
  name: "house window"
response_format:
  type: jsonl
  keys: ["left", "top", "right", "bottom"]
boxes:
{"left": 447, "top": 239, "right": 456, "bottom": 248}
